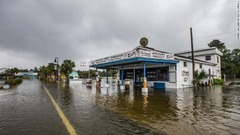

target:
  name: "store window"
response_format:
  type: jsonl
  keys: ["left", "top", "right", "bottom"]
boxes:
{"left": 120, "top": 69, "right": 134, "bottom": 80}
{"left": 123, "top": 67, "right": 170, "bottom": 82}
{"left": 146, "top": 68, "right": 156, "bottom": 81}
{"left": 156, "top": 67, "right": 169, "bottom": 81}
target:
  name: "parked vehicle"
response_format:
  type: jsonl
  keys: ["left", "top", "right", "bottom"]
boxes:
{"left": 86, "top": 79, "right": 92, "bottom": 86}
{"left": 3, "top": 84, "right": 10, "bottom": 89}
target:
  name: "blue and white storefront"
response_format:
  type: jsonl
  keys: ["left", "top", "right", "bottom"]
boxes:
{"left": 90, "top": 41, "right": 222, "bottom": 91}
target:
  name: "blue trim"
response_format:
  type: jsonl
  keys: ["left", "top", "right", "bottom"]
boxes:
{"left": 90, "top": 57, "right": 179, "bottom": 68}
{"left": 154, "top": 82, "right": 165, "bottom": 89}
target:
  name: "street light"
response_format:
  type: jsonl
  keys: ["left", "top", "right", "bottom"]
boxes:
{"left": 54, "top": 57, "right": 59, "bottom": 82}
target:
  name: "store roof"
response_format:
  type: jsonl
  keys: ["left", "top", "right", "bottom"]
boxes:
{"left": 90, "top": 57, "right": 178, "bottom": 69}
{"left": 90, "top": 46, "right": 178, "bottom": 69}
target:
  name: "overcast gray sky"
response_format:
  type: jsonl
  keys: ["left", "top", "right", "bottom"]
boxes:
{"left": 0, "top": 0, "right": 239, "bottom": 70}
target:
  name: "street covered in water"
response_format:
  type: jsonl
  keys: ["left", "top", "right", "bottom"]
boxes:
{"left": 0, "top": 79, "right": 240, "bottom": 135}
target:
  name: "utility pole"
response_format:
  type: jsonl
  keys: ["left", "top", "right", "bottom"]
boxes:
{"left": 190, "top": 27, "right": 195, "bottom": 81}
{"left": 88, "top": 67, "right": 90, "bottom": 79}
{"left": 54, "top": 57, "right": 60, "bottom": 82}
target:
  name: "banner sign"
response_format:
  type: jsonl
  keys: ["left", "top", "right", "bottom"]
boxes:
{"left": 80, "top": 62, "right": 89, "bottom": 67}
{"left": 90, "top": 47, "right": 174, "bottom": 65}
{"left": 80, "top": 62, "right": 87, "bottom": 67}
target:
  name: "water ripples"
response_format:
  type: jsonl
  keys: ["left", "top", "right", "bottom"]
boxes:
{"left": 1, "top": 80, "right": 240, "bottom": 135}
{"left": 85, "top": 83, "right": 240, "bottom": 135}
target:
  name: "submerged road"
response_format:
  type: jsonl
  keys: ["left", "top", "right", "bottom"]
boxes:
{"left": 1, "top": 79, "right": 240, "bottom": 135}
{"left": 0, "top": 80, "right": 161, "bottom": 135}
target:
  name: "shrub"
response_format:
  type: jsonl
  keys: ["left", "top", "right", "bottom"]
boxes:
{"left": 193, "top": 70, "right": 207, "bottom": 86}
{"left": 5, "top": 78, "right": 23, "bottom": 86}
{"left": 213, "top": 78, "right": 223, "bottom": 85}
{"left": 40, "top": 78, "right": 50, "bottom": 82}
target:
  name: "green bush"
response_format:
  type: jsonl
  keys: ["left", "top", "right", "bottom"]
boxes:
{"left": 213, "top": 78, "right": 223, "bottom": 85}
{"left": 40, "top": 78, "right": 50, "bottom": 82}
{"left": 5, "top": 78, "right": 23, "bottom": 86}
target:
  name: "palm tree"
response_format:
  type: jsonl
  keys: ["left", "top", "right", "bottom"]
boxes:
{"left": 4, "top": 68, "right": 19, "bottom": 79}
{"left": 47, "top": 63, "right": 56, "bottom": 81}
{"left": 39, "top": 66, "right": 45, "bottom": 79}
{"left": 61, "top": 60, "right": 75, "bottom": 84}
{"left": 39, "top": 66, "right": 51, "bottom": 81}
{"left": 193, "top": 70, "right": 207, "bottom": 86}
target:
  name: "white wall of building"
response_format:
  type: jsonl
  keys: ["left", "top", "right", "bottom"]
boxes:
{"left": 174, "top": 47, "right": 222, "bottom": 88}
{"left": 175, "top": 57, "right": 221, "bottom": 88}
{"left": 176, "top": 60, "right": 193, "bottom": 88}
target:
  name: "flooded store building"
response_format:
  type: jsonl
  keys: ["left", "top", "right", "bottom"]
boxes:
{"left": 90, "top": 38, "right": 222, "bottom": 91}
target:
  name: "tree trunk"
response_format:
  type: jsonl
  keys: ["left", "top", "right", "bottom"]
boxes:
{"left": 66, "top": 70, "right": 70, "bottom": 85}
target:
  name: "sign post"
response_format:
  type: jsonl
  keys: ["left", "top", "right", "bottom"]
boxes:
{"left": 140, "top": 37, "right": 149, "bottom": 93}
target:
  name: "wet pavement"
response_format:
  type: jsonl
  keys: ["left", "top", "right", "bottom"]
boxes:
{"left": 0, "top": 80, "right": 68, "bottom": 135}
{"left": 0, "top": 79, "right": 240, "bottom": 135}
{"left": 0, "top": 80, "right": 162, "bottom": 135}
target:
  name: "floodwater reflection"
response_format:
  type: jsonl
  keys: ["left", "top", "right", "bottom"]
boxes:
{"left": 91, "top": 80, "right": 240, "bottom": 135}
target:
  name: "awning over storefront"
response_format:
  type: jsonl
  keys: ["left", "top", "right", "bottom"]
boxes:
{"left": 90, "top": 57, "right": 179, "bottom": 69}
{"left": 90, "top": 46, "right": 179, "bottom": 69}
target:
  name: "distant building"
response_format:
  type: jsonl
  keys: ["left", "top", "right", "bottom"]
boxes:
{"left": 15, "top": 72, "right": 38, "bottom": 79}
{"left": 0, "top": 68, "right": 8, "bottom": 74}
{"left": 0, "top": 68, "right": 8, "bottom": 79}
{"left": 69, "top": 71, "right": 79, "bottom": 80}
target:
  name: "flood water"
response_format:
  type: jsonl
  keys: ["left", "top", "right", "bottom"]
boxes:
{"left": 0, "top": 79, "right": 240, "bottom": 135}
{"left": 94, "top": 80, "right": 240, "bottom": 135}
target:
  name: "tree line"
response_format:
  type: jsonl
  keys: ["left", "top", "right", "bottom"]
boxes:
{"left": 39, "top": 59, "right": 75, "bottom": 84}
{"left": 208, "top": 39, "right": 240, "bottom": 77}
{"left": 3, "top": 59, "right": 118, "bottom": 84}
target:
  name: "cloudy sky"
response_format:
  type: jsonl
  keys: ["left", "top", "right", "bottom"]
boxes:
{"left": 0, "top": 0, "right": 239, "bottom": 70}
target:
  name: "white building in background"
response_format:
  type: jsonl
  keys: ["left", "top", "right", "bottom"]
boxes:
{"left": 0, "top": 68, "right": 8, "bottom": 74}
{"left": 90, "top": 41, "right": 222, "bottom": 89}
{"left": 69, "top": 71, "right": 79, "bottom": 80}
{"left": 175, "top": 48, "right": 222, "bottom": 88}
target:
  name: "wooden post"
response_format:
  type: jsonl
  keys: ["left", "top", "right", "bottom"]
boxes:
{"left": 190, "top": 27, "right": 195, "bottom": 82}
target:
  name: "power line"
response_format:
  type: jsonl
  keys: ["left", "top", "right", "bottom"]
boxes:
{"left": 194, "top": 31, "right": 236, "bottom": 40}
